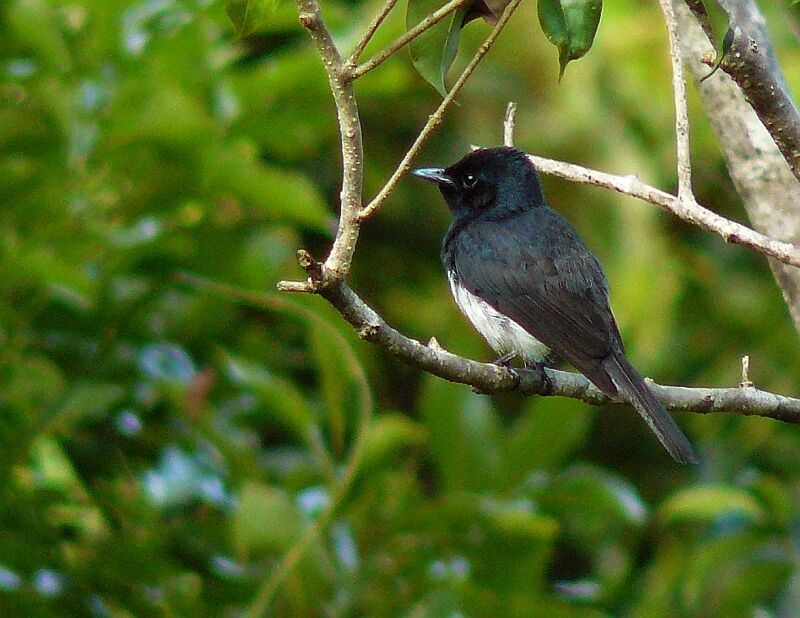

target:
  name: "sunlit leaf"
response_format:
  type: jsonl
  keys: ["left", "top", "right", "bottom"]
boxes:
{"left": 658, "top": 485, "right": 764, "bottom": 524}
{"left": 231, "top": 482, "right": 305, "bottom": 555}
{"left": 538, "top": 0, "right": 602, "bottom": 79}
{"left": 481, "top": 499, "right": 559, "bottom": 542}
{"left": 201, "top": 142, "right": 330, "bottom": 232}
{"left": 359, "top": 414, "right": 426, "bottom": 472}
{"left": 407, "top": 0, "right": 471, "bottom": 95}
{"left": 226, "top": 0, "right": 274, "bottom": 40}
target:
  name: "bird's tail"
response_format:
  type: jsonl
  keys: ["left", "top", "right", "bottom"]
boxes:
{"left": 602, "top": 353, "right": 697, "bottom": 464}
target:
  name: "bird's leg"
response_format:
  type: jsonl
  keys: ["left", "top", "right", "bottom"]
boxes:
{"left": 492, "top": 351, "right": 517, "bottom": 367}
{"left": 523, "top": 357, "right": 554, "bottom": 395}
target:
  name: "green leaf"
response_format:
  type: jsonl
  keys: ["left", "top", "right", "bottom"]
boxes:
{"left": 658, "top": 485, "right": 764, "bottom": 525}
{"left": 231, "top": 482, "right": 305, "bottom": 555}
{"left": 48, "top": 383, "right": 126, "bottom": 431}
{"left": 481, "top": 499, "right": 559, "bottom": 542}
{"left": 223, "top": 353, "right": 316, "bottom": 440}
{"left": 226, "top": 0, "right": 274, "bottom": 40}
{"left": 201, "top": 142, "right": 330, "bottom": 232}
{"left": 407, "top": 0, "right": 471, "bottom": 96}
{"left": 6, "top": 0, "right": 71, "bottom": 71}
{"left": 360, "top": 414, "right": 426, "bottom": 472}
{"left": 682, "top": 533, "right": 792, "bottom": 615}
{"left": 309, "top": 326, "right": 350, "bottom": 456}
{"left": 537, "top": 0, "right": 602, "bottom": 79}
{"left": 536, "top": 464, "right": 647, "bottom": 546}
{"left": 502, "top": 397, "right": 591, "bottom": 486}
{"left": 419, "top": 376, "right": 501, "bottom": 491}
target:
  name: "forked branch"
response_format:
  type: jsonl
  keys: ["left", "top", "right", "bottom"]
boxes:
{"left": 278, "top": 0, "right": 800, "bottom": 424}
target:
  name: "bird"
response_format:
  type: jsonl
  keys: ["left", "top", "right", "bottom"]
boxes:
{"left": 412, "top": 146, "right": 697, "bottom": 464}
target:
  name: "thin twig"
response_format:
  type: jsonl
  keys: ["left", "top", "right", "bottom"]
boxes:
{"left": 683, "top": 0, "right": 800, "bottom": 185}
{"left": 503, "top": 101, "right": 518, "bottom": 146}
{"left": 526, "top": 154, "right": 800, "bottom": 269}
{"left": 348, "top": 0, "right": 400, "bottom": 66}
{"left": 297, "top": 0, "right": 363, "bottom": 283}
{"left": 659, "top": 0, "right": 693, "bottom": 199}
{"left": 349, "top": 0, "right": 470, "bottom": 79}
{"left": 358, "top": 0, "right": 524, "bottom": 221}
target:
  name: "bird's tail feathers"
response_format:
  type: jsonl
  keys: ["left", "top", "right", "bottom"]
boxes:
{"left": 603, "top": 353, "right": 697, "bottom": 464}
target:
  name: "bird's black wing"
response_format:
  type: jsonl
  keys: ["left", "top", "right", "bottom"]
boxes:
{"left": 449, "top": 207, "right": 623, "bottom": 394}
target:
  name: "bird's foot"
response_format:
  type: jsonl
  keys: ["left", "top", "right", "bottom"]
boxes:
{"left": 523, "top": 358, "right": 554, "bottom": 395}
{"left": 472, "top": 353, "right": 520, "bottom": 394}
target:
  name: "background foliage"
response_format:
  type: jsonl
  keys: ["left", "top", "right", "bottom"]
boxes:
{"left": 2, "top": 0, "right": 800, "bottom": 615}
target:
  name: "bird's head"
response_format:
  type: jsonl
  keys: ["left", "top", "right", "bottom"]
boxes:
{"left": 412, "top": 146, "right": 546, "bottom": 220}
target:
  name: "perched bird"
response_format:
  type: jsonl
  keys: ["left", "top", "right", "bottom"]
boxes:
{"left": 413, "top": 146, "right": 696, "bottom": 463}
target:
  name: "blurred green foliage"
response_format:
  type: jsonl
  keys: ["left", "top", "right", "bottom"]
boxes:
{"left": 2, "top": 0, "right": 800, "bottom": 615}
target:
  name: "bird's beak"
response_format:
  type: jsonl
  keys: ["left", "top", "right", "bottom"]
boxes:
{"left": 412, "top": 167, "right": 456, "bottom": 188}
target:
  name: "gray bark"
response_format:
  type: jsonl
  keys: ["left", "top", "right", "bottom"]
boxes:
{"left": 675, "top": 0, "right": 800, "bottom": 333}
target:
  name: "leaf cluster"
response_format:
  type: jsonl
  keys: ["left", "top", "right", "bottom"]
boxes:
{"left": 1, "top": 0, "right": 800, "bottom": 615}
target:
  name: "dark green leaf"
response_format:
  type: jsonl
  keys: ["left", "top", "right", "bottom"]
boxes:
{"left": 309, "top": 326, "right": 350, "bottom": 455}
{"left": 502, "top": 397, "right": 591, "bottom": 486}
{"left": 683, "top": 534, "right": 792, "bottom": 615}
{"left": 201, "top": 142, "right": 330, "bottom": 232}
{"left": 538, "top": 0, "right": 602, "bottom": 79}
{"left": 407, "top": 0, "right": 470, "bottom": 95}
{"left": 536, "top": 464, "right": 647, "bottom": 547}
{"left": 223, "top": 353, "right": 316, "bottom": 440}
{"left": 419, "top": 376, "right": 501, "bottom": 491}
{"left": 226, "top": 0, "right": 274, "bottom": 40}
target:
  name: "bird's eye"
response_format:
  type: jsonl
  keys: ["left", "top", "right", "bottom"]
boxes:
{"left": 462, "top": 174, "right": 478, "bottom": 189}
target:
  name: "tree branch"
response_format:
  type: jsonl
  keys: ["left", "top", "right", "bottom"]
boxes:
{"left": 675, "top": 0, "right": 800, "bottom": 332}
{"left": 309, "top": 279, "right": 800, "bottom": 420}
{"left": 503, "top": 101, "right": 518, "bottom": 147}
{"left": 358, "top": 0, "right": 523, "bottom": 221}
{"left": 659, "top": 0, "right": 693, "bottom": 199}
{"left": 349, "top": 0, "right": 470, "bottom": 80}
{"left": 683, "top": 0, "right": 800, "bottom": 185}
{"left": 278, "top": 0, "right": 800, "bottom": 441}
{"left": 347, "top": 0, "right": 400, "bottom": 66}
{"left": 297, "top": 0, "right": 363, "bottom": 284}
{"left": 526, "top": 154, "right": 800, "bottom": 269}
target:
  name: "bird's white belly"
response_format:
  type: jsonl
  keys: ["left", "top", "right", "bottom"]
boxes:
{"left": 448, "top": 273, "right": 550, "bottom": 363}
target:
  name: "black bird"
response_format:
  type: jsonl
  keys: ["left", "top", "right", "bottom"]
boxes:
{"left": 413, "top": 146, "right": 696, "bottom": 463}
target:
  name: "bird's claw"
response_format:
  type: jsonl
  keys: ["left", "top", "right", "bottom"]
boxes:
{"left": 523, "top": 359, "right": 554, "bottom": 395}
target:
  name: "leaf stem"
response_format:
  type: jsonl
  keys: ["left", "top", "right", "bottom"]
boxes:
{"left": 349, "top": 0, "right": 470, "bottom": 80}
